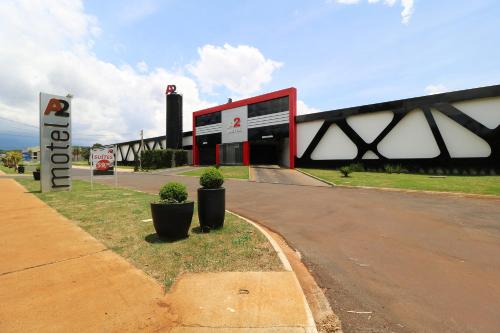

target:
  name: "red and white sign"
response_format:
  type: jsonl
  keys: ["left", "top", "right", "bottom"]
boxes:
{"left": 221, "top": 106, "right": 247, "bottom": 143}
{"left": 91, "top": 147, "right": 115, "bottom": 173}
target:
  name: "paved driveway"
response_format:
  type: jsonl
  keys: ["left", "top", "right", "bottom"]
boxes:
{"left": 250, "top": 165, "right": 328, "bottom": 186}
{"left": 73, "top": 168, "right": 500, "bottom": 333}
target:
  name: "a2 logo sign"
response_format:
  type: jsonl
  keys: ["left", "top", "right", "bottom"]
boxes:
{"left": 44, "top": 98, "right": 70, "bottom": 117}
{"left": 231, "top": 117, "right": 241, "bottom": 128}
{"left": 166, "top": 85, "right": 176, "bottom": 95}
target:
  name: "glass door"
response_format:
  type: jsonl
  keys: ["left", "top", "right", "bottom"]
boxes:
{"left": 220, "top": 143, "right": 243, "bottom": 165}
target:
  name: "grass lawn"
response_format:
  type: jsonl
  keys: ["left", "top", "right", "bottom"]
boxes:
{"left": 16, "top": 178, "right": 282, "bottom": 289}
{"left": 73, "top": 160, "right": 90, "bottom": 166}
{"left": 181, "top": 166, "right": 249, "bottom": 180}
{"left": 0, "top": 165, "right": 17, "bottom": 174}
{"left": 300, "top": 168, "right": 500, "bottom": 196}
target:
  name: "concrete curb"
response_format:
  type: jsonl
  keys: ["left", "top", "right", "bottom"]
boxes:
{"left": 227, "top": 210, "right": 318, "bottom": 333}
{"left": 296, "top": 169, "right": 336, "bottom": 187}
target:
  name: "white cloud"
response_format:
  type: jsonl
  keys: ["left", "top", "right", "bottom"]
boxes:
{"left": 118, "top": 0, "right": 159, "bottom": 23}
{"left": 0, "top": 0, "right": 214, "bottom": 145}
{"left": 297, "top": 100, "right": 321, "bottom": 115}
{"left": 0, "top": 1, "right": 286, "bottom": 147}
{"left": 136, "top": 61, "right": 149, "bottom": 73}
{"left": 332, "top": 0, "right": 415, "bottom": 24}
{"left": 425, "top": 84, "right": 449, "bottom": 95}
{"left": 400, "top": 0, "right": 414, "bottom": 25}
{"left": 188, "top": 44, "right": 283, "bottom": 96}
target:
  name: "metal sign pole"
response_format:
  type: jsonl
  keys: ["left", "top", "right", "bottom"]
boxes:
{"left": 114, "top": 144, "right": 118, "bottom": 187}
{"left": 90, "top": 149, "right": 93, "bottom": 190}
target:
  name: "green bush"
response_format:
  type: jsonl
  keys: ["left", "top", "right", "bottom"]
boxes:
{"left": 141, "top": 149, "right": 173, "bottom": 169}
{"left": 349, "top": 163, "right": 365, "bottom": 172}
{"left": 393, "top": 164, "right": 405, "bottom": 174}
{"left": 141, "top": 149, "right": 188, "bottom": 169}
{"left": 159, "top": 182, "right": 188, "bottom": 203}
{"left": 383, "top": 164, "right": 406, "bottom": 174}
{"left": 339, "top": 166, "right": 352, "bottom": 177}
{"left": 200, "top": 167, "right": 224, "bottom": 189}
{"left": 384, "top": 164, "right": 394, "bottom": 174}
{"left": 174, "top": 150, "right": 188, "bottom": 167}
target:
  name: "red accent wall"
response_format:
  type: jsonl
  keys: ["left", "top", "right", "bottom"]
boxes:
{"left": 242, "top": 141, "right": 250, "bottom": 166}
{"left": 215, "top": 144, "right": 220, "bottom": 165}
{"left": 192, "top": 112, "right": 198, "bottom": 165}
{"left": 288, "top": 88, "right": 297, "bottom": 169}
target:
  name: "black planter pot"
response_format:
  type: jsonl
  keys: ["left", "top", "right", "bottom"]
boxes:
{"left": 197, "top": 188, "right": 225, "bottom": 229}
{"left": 17, "top": 166, "right": 25, "bottom": 174}
{"left": 150, "top": 201, "right": 194, "bottom": 240}
{"left": 33, "top": 171, "right": 40, "bottom": 181}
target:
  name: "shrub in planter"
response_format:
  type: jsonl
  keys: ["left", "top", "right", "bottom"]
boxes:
{"left": 17, "top": 163, "right": 25, "bottom": 174}
{"left": 197, "top": 167, "right": 225, "bottom": 231}
{"left": 150, "top": 182, "right": 193, "bottom": 239}
{"left": 339, "top": 166, "right": 352, "bottom": 177}
{"left": 33, "top": 164, "right": 41, "bottom": 181}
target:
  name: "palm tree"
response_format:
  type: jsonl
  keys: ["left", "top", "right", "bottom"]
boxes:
{"left": 72, "top": 147, "right": 81, "bottom": 161}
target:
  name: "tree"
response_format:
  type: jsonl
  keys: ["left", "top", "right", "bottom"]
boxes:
{"left": 72, "top": 147, "right": 81, "bottom": 161}
{"left": 5, "top": 151, "right": 22, "bottom": 168}
{"left": 81, "top": 147, "right": 90, "bottom": 161}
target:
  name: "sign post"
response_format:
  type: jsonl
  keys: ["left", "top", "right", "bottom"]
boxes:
{"left": 39, "top": 93, "right": 72, "bottom": 192}
{"left": 90, "top": 145, "right": 117, "bottom": 189}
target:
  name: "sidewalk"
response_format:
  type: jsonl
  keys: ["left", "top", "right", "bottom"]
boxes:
{"left": 0, "top": 178, "right": 315, "bottom": 332}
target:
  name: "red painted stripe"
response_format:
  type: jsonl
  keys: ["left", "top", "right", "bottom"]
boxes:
{"left": 288, "top": 88, "right": 297, "bottom": 169}
{"left": 243, "top": 141, "right": 250, "bottom": 166}
{"left": 216, "top": 144, "right": 220, "bottom": 165}
{"left": 192, "top": 111, "right": 198, "bottom": 165}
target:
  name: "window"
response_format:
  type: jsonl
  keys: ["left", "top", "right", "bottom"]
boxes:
{"left": 248, "top": 96, "right": 289, "bottom": 118}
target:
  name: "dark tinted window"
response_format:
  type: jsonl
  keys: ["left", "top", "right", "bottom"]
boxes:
{"left": 195, "top": 112, "right": 221, "bottom": 127}
{"left": 248, "top": 96, "right": 289, "bottom": 118}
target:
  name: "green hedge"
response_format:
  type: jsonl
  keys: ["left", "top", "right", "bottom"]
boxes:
{"left": 174, "top": 150, "right": 188, "bottom": 167}
{"left": 140, "top": 149, "right": 188, "bottom": 169}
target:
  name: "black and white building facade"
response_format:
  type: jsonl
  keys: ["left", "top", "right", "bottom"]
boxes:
{"left": 115, "top": 84, "right": 500, "bottom": 173}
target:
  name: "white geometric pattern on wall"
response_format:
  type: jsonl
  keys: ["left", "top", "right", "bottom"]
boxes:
{"left": 346, "top": 111, "right": 394, "bottom": 144}
{"left": 431, "top": 109, "right": 491, "bottom": 158}
{"left": 377, "top": 109, "right": 440, "bottom": 159}
{"left": 297, "top": 120, "right": 324, "bottom": 158}
{"left": 311, "top": 124, "right": 358, "bottom": 160}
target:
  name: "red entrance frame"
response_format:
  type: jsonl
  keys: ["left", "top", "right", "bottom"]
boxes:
{"left": 192, "top": 87, "right": 297, "bottom": 168}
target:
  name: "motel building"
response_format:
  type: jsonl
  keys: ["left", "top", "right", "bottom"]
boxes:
{"left": 116, "top": 85, "right": 500, "bottom": 173}
{"left": 193, "top": 88, "right": 296, "bottom": 168}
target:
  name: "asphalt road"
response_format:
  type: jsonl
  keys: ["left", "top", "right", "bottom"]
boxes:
{"left": 74, "top": 168, "right": 500, "bottom": 333}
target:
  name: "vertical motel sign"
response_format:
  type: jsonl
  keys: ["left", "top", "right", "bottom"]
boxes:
{"left": 39, "top": 93, "right": 72, "bottom": 192}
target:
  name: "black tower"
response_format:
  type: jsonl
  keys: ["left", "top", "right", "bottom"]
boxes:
{"left": 166, "top": 93, "right": 183, "bottom": 149}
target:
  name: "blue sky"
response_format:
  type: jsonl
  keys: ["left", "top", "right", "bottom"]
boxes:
{"left": 85, "top": 0, "right": 500, "bottom": 108}
{"left": 1, "top": 0, "right": 500, "bottom": 149}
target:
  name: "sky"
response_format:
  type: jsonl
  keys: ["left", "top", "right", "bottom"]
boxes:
{"left": 1, "top": 0, "right": 500, "bottom": 149}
